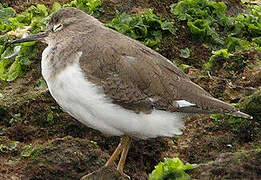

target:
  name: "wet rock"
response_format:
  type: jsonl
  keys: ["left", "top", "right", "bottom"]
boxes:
{"left": 21, "top": 136, "right": 110, "bottom": 179}
{"left": 81, "top": 165, "right": 129, "bottom": 180}
{"left": 193, "top": 149, "right": 261, "bottom": 179}
{"left": 240, "top": 90, "right": 261, "bottom": 121}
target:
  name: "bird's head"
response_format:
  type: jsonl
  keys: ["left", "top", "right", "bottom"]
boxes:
{"left": 11, "top": 7, "right": 98, "bottom": 45}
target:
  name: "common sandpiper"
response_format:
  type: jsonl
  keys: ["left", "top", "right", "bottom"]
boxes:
{"left": 11, "top": 7, "right": 253, "bottom": 178}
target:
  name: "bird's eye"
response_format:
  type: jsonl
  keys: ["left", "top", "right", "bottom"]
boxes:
{"left": 53, "top": 24, "right": 63, "bottom": 32}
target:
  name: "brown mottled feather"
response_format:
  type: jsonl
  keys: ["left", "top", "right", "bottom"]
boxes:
{"left": 77, "top": 19, "right": 237, "bottom": 114}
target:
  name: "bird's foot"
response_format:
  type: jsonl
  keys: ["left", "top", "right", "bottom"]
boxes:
{"left": 80, "top": 165, "right": 130, "bottom": 180}
{"left": 120, "top": 172, "right": 130, "bottom": 179}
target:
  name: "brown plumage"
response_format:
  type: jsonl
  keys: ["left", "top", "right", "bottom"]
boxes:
{"left": 11, "top": 7, "right": 252, "bottom": 178}
{"left": 45, "top": 8, "right": 249, "bottom": 117}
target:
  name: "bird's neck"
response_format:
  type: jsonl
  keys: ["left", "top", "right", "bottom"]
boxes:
{"left": 41, "top": 40, "right": 81, "bottom": 82}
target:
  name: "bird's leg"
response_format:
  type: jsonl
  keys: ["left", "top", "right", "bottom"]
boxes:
{"left": 105, "top": 135, "right": 130, "bottom": 166}
{"left": 117, "top": 136, "right": 131, "bottom": 174}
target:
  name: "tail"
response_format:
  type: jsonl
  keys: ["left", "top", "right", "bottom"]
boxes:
{"left": 176, "top": 94, "right": 253, "bottom": 119}
{"left": 174, "top": 79, "right": 253, "bottom": 119}
{"left": 232, "top": 111, "right": 253, "bottom": 119}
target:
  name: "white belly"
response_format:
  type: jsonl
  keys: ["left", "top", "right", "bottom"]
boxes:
{"left": 41, "top": 51, "right": 185, "bottom": 139}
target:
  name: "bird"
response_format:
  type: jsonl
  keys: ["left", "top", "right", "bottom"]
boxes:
{"left": 11, "top": 7, "right": 252, "bottom": 178}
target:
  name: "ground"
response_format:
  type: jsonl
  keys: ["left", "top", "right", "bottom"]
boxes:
{"left": 0, "top": 0, "right": 261, "bottom": 179}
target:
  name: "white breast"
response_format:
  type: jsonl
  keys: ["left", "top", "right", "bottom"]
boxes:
{"left": 41, "top": 50, "right": 185, "bottom": 139}
{"left": 41, "top": 45, "right": 54, "bottom": 81}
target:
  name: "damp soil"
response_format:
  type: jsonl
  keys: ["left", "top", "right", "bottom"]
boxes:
{"left": 1, "top": 0, "right": 261, "bottom": 179}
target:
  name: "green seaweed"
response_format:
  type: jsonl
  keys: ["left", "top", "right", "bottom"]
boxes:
{"left": 171, "top": 0, "right": 261, "bottom": 51}
{"left": 204, "top": 49, "right": 232, "bottom": 70}
{"left": 149, "top": 158, "right": 197, "bottom": 180}
{"left": 0, "top": 141, "right": 19, "bottom": 154}
{"left": 63, "top": 0, "right": 102, "bottom": 15}
{"left": 107, "top": 9, "right": 175, "bottom": 49}
{"left": 171, "top": 0, "right": 227, "bottom": 45}
{"left": 179, "top": 48, "right": 191, "bottom": 58}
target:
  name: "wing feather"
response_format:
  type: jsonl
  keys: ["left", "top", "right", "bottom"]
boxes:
{"left": 78, "top": 27, "right": 238, "bottom": 114}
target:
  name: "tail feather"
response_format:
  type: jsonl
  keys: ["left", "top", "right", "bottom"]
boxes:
{"left": 176, "top": 95, "right": 253, "bottom": 119}
{"left": 232, "top": 111, "right": 253, "bottom": 119}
